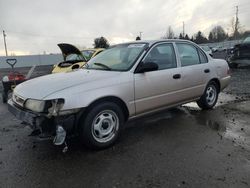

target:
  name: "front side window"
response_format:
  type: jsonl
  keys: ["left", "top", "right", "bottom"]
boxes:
{"left": 86, "top": 43, "right": 147, "bottom": 71}
{"left": 144, "top": 43, "right": 177, "bottom": 70}
{"left": 176, "top": 43, "right": 200, "bottom": 67}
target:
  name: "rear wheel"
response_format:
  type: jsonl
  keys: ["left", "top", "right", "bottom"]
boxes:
{"left": 79, "top": 102, "right": 124, "bottom": 149}
{"left": 197, "top": 81, "right": 219, "bottom": 110}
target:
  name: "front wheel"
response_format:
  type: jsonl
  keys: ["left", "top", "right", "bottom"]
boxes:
{"left": 229, "top": 63, "right": 238, "bottom": 68}
{"left": 79, "top": 102, "right": 124, "bottom": 149}
{"left": 2, "top": 92, "right": 7, "bottom": 103}
{"left": 197, "top": 82, "right": 219, "bottom": 110}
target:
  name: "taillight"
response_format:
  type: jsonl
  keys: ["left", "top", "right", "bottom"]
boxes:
{"left": 8, "top": 73, "right": 26, "bottom": 81}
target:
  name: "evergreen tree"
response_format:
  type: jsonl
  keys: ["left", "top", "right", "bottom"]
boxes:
{"left": 208, "top": 32, "right": 213, "bottom": 42}
{"left": 184, "top": 34, "right": 190, "bottom": 40}
{"left": 194, "top": 31, "right": 208, "bottom": 44}
{"left": 136, "top": 36, "right": 141, "bottom": 40}
{"left": 179, "top": 33, "right": 183, "bottom": 39}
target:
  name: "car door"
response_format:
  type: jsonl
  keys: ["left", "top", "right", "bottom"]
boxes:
{"left": 175, "top": 42, "right": 211, "bottom": 100}
{"left": 134, "top": 42, "right": 184, "bottom": 115}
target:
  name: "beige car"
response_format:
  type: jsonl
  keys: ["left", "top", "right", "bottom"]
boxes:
{"left": 8, "top": 40, "right": 231, "bottom": 149}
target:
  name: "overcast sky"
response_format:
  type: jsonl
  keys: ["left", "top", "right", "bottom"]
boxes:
{"left": 0, "top": 0, "right": 249, "bottom": 56}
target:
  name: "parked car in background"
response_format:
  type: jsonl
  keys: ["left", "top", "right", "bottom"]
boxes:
{"left": 52, "top": 43, "right": 104, "bottom": 73}
{"left": 212, "top": 46, "right": 218, "bottom": 53}
{"left": 8, "top": 40, "right": 231, "bottom": 149}
{"left": 212, "top": 46, "right": 227, "bottom": 53}
{"left": 200, "top": 45, "right": 213, "bottom": 57}
{"left": 228, "top": 36, "right": 250, "bottom": 68}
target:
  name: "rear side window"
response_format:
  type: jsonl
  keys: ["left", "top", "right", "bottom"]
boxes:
{"left": 144, "top": 43, "right": 177, "bottom": 70}
{"left": 198, "top": 49, "right": 208, "bottom": 64}
{"left": 176, "top": 43, "right": 200, "bottom": 67}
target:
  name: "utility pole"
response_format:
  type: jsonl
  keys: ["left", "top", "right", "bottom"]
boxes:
{"left": 182, "top": 22, "right": 185, "bottom": 37}
{"left": 234, "top": 6, "right": 239, "bottom": 40}
{"left": 3, "top": 30, "right": 8, "bottom": 56}
{"left": 139, "top": 32, "right": 143, "bottom": 39}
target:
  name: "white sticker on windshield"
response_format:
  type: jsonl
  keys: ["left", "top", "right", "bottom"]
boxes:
{"left": 128, "top": 44, "right": 145, "bottom": 48}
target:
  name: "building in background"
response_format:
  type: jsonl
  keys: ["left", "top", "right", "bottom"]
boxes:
{"left": 0, "top": 54, "right": 62, "bottom": 69}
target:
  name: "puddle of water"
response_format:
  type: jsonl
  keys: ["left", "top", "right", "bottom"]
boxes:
{"left": 140, "top": 108, "right": 187, "bottom": 124}
{"left": 223, "top": 118, "right": 250, "bottom": 150}
{"left": 217, "top": 92, "right": 238, "bottom": 105}
{"left": 205, "top": 119, "right": 226, "bottom": 132}
{"left": 183, "top": 92, "right": 238, "bottom": 110}
{"left": 187, "top": 100, "right": 250, "bottom": 151}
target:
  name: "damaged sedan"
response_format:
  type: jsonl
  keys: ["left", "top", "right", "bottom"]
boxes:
{"left": 228, "top": 36, "right": 250, "bottom": 68}
{"left": 8, "top": 39, "right": 231, "bottom": 150}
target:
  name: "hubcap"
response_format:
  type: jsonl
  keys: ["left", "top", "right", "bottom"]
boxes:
{"left": 91, "top": 110, "right": 119, "bottom": 143}
{"left": 206, "top": 85, "right": 217, "bottom": 106}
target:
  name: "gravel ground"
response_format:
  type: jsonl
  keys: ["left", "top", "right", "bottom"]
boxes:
{"left": 0, "top": 65, "right": 250, "bottom": 188}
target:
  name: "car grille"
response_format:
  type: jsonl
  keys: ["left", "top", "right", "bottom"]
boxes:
{"left": 12, "top": 93, "right": 25, "bottom": 107}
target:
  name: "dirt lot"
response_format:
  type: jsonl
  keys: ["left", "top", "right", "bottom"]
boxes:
{"left": 0, "top": 65, "right": 250, "bottom": 188}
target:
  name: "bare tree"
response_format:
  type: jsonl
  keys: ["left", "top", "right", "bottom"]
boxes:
{"left": 162, "top": 26, "right": 175, "bottom": 39}
{"left": 209, "top": 25, "right": 227, "bottom": 42}
{"left": 93, "top": 36, "right": 110, "bottom": 48}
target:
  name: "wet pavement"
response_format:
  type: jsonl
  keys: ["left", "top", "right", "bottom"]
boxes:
{"left": 0, "top": 67, "right": 250, "bottom": 187}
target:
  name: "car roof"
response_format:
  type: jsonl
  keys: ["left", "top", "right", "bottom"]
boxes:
{"left": 117, "top": 39, "right": 197, "bottom": 47}
{"left": 81, "top": 48, "right": 105, "bottom": 51}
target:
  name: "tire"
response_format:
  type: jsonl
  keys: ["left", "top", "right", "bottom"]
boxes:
{"left": 79, "top": 102, "right": 124, "bottom": 149}
{"left": 230, "top": 63, "right": 238, "bottom": 68}
{"left": 7, "top": 90, "right": 13, "bottom": 101}
{"left": 2, "top": 92, "right": 7, "bottom": 103}
{"left": 197, "top": 81, "right": 219, "bottom": 110}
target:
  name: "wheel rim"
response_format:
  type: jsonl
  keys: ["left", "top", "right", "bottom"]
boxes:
{"left": 91, "top": 110, "right": 119, "bottom": 143}
{"left": 206, "top": 85, "right": 217, "bottom": 106}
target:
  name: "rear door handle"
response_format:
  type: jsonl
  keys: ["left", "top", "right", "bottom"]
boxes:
{"left": 173, "top": 74, "right": 181, "bottom": 79}
{"left": 204, "top": 69, "right": 210, "bottom": 73}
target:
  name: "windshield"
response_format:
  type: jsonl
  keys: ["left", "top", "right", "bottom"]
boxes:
{"left": 86, "top": 43, "right": 147, "bottom": 71}
{"left": 81, "top": 50, "right": 95, "bottom": 61}
{"left": 243, "top": 37, "right": 250, "bottom": 44}
{"left": 66, "top": 54, "right": 85, "bottom": 61}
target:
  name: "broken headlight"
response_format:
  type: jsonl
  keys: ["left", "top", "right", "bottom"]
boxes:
{"left": 24, "top": 98, "right": 65, "bottom": 114}
{"left": 47, "top": 99, "right": 65, "bottom": 116}
{"left": 24, "top": 99, "right": 46, "bottom": 112}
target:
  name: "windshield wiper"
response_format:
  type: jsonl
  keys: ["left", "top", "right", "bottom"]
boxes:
{"left": 84, "top": 63, "right": 89, "bottom": 68}
{"left": 94, "top": 63, "right": 111, "bottom": 70}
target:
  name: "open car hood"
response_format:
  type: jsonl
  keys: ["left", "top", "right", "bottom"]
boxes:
{"left": 57, "top": 43, "right": 87, "bottom": 61}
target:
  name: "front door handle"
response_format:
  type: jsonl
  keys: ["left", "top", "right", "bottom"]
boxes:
{"left": 204, "top": 69, "right": 210, "bottom": 73}
{"left": 173, "top": 74, "right": 181, "bottom": 79}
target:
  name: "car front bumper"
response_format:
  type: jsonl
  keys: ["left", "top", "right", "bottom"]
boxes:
{"left": 8, "top": 99, "right": 47, "bottom": 130}
{"left": 8, "top": 99, "right": 78, "bottom": 136}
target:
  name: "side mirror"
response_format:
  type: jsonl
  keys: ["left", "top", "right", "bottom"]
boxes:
{"left": 136, "top": 62, "right": 158, "bottom": 73}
